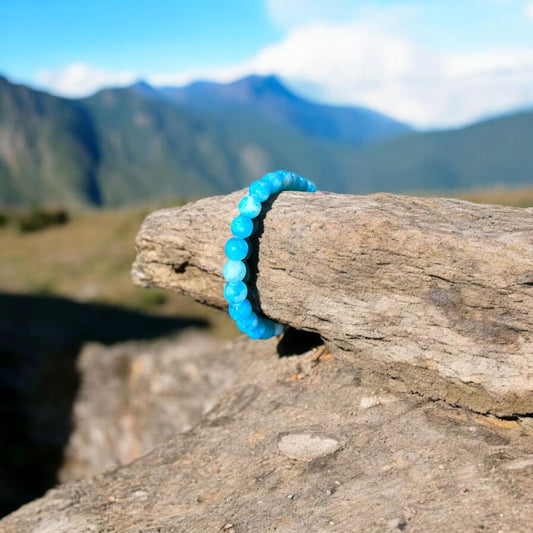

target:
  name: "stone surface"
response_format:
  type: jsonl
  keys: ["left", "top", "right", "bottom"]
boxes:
{"left": 2, "top": 338, "right": 532, "bottom": 532}
{"left": 60, "top": 331, "right": 253, "bottom": 483}
{"left": 132, "top": 191, "right": 533, "bottom": 416}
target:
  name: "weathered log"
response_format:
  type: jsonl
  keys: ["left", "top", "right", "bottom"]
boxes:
{"left": 132, "top": 191, "right": 533, "bottom": 416}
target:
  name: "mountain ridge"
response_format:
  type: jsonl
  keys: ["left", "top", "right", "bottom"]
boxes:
{"left": 0, "top": 73, "right": 532, "bottom": 207}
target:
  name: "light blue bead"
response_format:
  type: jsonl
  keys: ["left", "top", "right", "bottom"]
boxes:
{"left": 280, "top": 171, "right": 293, "bottom": 190}
{"left": 236, "top": 311, "right": 259, "bottom": 333}
{"left": 294, "top": 174, "right": 307, "bottom": 191}
{"left": 229, "top": 299, "right": 253, "bottom": 321}
{"left": 225, "top": 237, "right": 249, "bottom": 261}
{"left": 223, "top": 260, "right": 247, "bottom": 283}
{"left": 238, "top": 195, "right": 262, "bottom": 218}
{"left": 231, "top": 215, "right": 254, "bottom": 238}
{"left": 273, "top": 322, "right": 285, "bottom": 336}
{"left": 260, "top": 319, "right": 276, "bottom": 339}
{"left": 224, "top": 281, "right": 247, "bottom": 303}
{"left": 306, "top": 181, "right": 317, "bottom": 192}
{"left": 249, "top": 179, "right": 271, "bottom": 202}
{"left": 263, "top": 172, "right": 283, "bottom": 194}
{"left": 247, "top": 318, "right": 267, "bottom": 339}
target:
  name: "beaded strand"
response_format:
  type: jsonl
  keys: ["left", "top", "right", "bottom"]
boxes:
{"left": 223, "top": 170, "right": 317, "bottom": 339}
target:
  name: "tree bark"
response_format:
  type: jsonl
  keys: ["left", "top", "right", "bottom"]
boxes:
{"left": 132, "top": 191, "right": 533, "bottom": 416}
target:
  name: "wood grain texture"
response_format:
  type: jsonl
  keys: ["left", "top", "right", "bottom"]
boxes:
{"left": 132, "top": 191, "right": 533, "bottom": 416}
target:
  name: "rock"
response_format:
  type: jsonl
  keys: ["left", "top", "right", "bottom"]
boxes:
{"left": 132, "top": 191, "right": 533, "bottom": 416}
{"left": 2, "top": 337, "right": 532, "bottom": 532}
{"left": 277, "top": 433, "right": 341, "bottom": 461}
{"left": 60, "top": 331, "right": 253, "bottom": 482}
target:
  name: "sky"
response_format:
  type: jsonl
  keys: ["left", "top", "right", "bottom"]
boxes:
{"left": 1, "top": 0, "right": 533, "bottom": 128}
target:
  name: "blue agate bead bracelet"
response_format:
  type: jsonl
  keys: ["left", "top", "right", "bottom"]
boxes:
{"left": 223, "top": 170, "right": 317, "bottom": 340}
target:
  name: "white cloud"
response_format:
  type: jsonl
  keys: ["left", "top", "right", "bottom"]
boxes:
{"left": 38, "top": 63, "right": 138, "bottom": 97}
{"left": 36, "top": 9, "right": 533, "bottom": 128}
{"left": 265, "top": 0, "right": 356, "bottom": 28}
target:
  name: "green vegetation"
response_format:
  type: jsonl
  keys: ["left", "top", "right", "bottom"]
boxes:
{"left": 1, "top": 75, "right": 532, "bottom": 208}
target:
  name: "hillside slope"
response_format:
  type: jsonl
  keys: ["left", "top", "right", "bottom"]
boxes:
{"left": 159, "top": 74, "right": 411, "bottom": 145}
{"left": 0, "top": 74, "right": 532, "bottom": 206}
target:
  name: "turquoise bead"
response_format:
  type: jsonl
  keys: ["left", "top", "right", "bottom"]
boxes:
{"left": 224, "top": 281, "right": 247, "bottom": 303}
{"left": 229, "top": 299, "right": 253, "bottom": 321}
{"left": 306, "top": 181, "right": 317, "bottom": 192}
{"left": 263, "top": 172, "right": 283, "bottom": 194}
{"left": 247, "top": 318, "right": 267, "bottom": 339}
{"left": 294, "top": 174, "right": 307, "bottom": 191}
{"left": 249, "top": 179, "right": 271, "bottom": 201}
{"left": 223, "top": 260, "right": 246, "bottom": 283}
{"left": 238, "top": 195, "right": 262, "bottom": 218}
{"left": 225, "top": 237, "right": 249, "bottom": 261}
{"left": 231, "top": 215, "right": 254, "bottom": 238}
{"left": 280, "top": 171, "right": 293, "bottom": 190}
{"left": 260, "top": 319, "right": 276, "bottom": 339}
{"left": 273, "top": 322, "right": 285, "bottom": 336}
{"left": 236, "top": 311, "right": 259, "bottom": 333}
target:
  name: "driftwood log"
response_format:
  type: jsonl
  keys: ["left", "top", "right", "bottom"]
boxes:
{"left": 132, "top": 191, "right": 533, "bottom": 416}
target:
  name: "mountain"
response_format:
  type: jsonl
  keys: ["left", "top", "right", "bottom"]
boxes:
{"left": 0, "top": 75, "right": 101, "bottom": 206}
{"left": 158, "top": 74, "right": 411, "bottom": 145}
{"left": 338, "top": 110, "right": 533, "bottom": 193}
{"left": 0, "top": 74, "right": 532, "bottom": 207}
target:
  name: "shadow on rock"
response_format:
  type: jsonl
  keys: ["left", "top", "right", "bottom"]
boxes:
{"left": 0, "top": 292, "right": 207, "bottom": 517}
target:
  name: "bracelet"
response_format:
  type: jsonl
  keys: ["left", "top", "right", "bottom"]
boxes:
{"left": 223, "top": 170, "right": 317, "bottom": 339}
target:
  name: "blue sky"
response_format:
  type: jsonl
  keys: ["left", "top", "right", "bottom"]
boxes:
{"left": 2, "top": 0, "right": 533, "bottom": 127}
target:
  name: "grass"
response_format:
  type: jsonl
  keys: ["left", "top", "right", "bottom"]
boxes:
{"left": 1, "top": 186, "right": 530, "bottom": 340}
{"left": 0, "top": 206, "right": 238, "bottom": 338}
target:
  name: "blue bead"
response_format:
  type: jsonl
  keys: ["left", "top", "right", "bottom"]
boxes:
{"left": 229, "top": 299, "right": 253, "bottom": 321}
{"left": 231, "top": 215, "right": 254, "bottom": 238}
{"left": 247, "top": 318, "right": 267, "bottom": 339}
{"left": 225, "top": 237, "right": 249, "bottom": 261}
{"left": 260, "top": 319, "right": 276, "bottom": 339}
{"left": 280, "top": 171, "right": 293, "bottom": 190}
{"left": 263, "top": 172, "right": 283, "bottom": 194}
{"left": 223, "top": 260, "right": 247, "bottom": 283}
{"left": 294, "top": 174, "right": 307, "bottom": 191}
{"left": 273, "top": 322, "right": 285, "bottom": 336}
{"left": 224, "top": 281, "right": 247, "bottom": 303}
{"left": 306, "top": 181, "right": 317, "bottom": 192}
{"left": 238, "top": 195, "right": 262, "bottom": 218}
{"left": 249, "top": 179, "right": 271, "bottom": 202}
{"left": 236, "top": 311, "right": 259, "bottom": 333}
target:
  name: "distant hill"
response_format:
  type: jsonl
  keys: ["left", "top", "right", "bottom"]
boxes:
{"left": 339, "top": 110, "right": 533, "bottom": 193}
{"left": 157, "top": 74, "right": 411, "bottom": 145}
{"left": 0, "top": 74, "right": 532, "bottom": 207}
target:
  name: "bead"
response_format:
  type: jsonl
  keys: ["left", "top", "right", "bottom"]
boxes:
{"left": 225, "top": 237, "right": 249, "bottom": 261}
{"left": 229, "top": 299, "right": 253, "bottom": 321}
{"left": 224, "top": 281, "right": 247, "bottom": 303}
{"left": 238, "top": 195, "right": 262, "bottom": 218}
{"left": 231, "top": 215, "right": 254, "bottom": 238}
{"left": 280, "top": 171, "right": 293, "bottom": 190}
{"left": 294, "top": 174, "right": 307, "bottom": 191}
{"left": 273, "top": 323, "right": 284, "bottom": 336}
{"left": 223, "top": 260, "right": 247, "bottom": 283}
{"left": 260, "top": 319, "right": 276, "bottom": 339}
{"left": 236, "top": 312, "right": 259, "bottom": 333}
{"left": 249, "top": 179, "right": 271, "bottom": 201}
{"left": 263, "top": 172, "right": 283, "bottom": 194}
{"left": 247, "top": 319, "right": 267, "bottom": 339}
{"left": 306, "top": 181, "right": 317, "bottom": 192}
